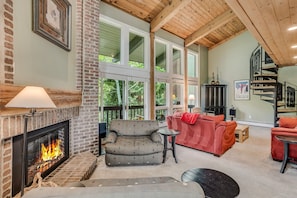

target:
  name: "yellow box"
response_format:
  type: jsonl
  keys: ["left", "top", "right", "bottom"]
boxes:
{"left": 235, "top": 125, "right": 249, "bottom": 143}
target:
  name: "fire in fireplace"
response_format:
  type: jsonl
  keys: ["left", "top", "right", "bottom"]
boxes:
{"left": 12, "top": 121, "right": 69, "bottom": 196}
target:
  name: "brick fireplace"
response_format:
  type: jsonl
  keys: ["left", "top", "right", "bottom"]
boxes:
{"left": 12, "top": 120, "right": 70, "bottom": 196}
{"left": 0, "top": 0, "right": 101, "bottom": 197}
{"left": 0, "top": 106, "right": 81, "bottom": 196}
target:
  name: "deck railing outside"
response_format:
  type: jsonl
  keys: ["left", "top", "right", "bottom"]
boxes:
{"left": 99, "top": 105, "right": 144, "bottom": 130}
{"left": 99, "top": 106, "right": 168, "bottom": 131}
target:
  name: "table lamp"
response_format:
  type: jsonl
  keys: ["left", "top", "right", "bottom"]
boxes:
{"left": 5, "top": 86, "right": 56, "bottom": 196}
{"left": 188, "top": 94, "right": 195, "bottom": 112}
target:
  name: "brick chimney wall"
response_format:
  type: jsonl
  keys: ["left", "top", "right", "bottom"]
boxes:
{"left": 0, "top": 0, "right": 100, "bottom": 197}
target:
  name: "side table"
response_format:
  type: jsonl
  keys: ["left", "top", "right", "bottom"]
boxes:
{"left": 235, "top": 124, "right": 249, "bottom": 143}
{"left": 158, "top": 128, "right": 180, "bottom": 163}
{"left": 275, "top": 135, "right": 297, "bottom": 173}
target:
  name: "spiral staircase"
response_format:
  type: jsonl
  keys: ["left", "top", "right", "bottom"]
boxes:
{"left": 250, "top": 45, "right": 297, "bottom": 126}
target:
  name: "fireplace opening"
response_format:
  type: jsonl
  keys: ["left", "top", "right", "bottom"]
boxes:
{"left": 12, "top": 121, "right": 69, "bottom": 196}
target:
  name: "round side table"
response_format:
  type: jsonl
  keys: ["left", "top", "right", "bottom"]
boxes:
{"left": 275, "top": 135, "right": 297, "bottom": 173}
{"left": 158, "top": 128, "right": 180, "bottom": 163}
{"left": 181, "top": 168, "right": 240, "bottom": 198}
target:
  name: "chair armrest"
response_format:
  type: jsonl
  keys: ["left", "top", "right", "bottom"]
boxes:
{"left": 271, "top": 127, "right": 297, "bottom": 135}
{"left": 105, "top": 131, "right": 117, "bottom": 143}
{"left": 151, "top": 132, "right": 162, "bottom": 143}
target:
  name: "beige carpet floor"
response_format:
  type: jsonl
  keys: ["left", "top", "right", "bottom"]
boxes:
{"left": 90, "top": 126, "right": 297, "bottom": 198}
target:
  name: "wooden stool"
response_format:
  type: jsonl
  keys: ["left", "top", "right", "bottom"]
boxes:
{"left": 235, "top": 125, "right": 249, "bottom": 143}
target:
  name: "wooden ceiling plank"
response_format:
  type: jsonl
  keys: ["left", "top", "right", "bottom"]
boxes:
{"left": 254, "top": 0, "right": 290, "bottom": 64}
{"left": 185, "top": 9, "right": 236, "bottom": 47}
{"left": 288, "top": 0, "right": 297, "bottom": 25}
{"left": 209, "top": 29, "right": 247, "bottom": 50}
{"left": 150, "top": 0, "right": 192, "bottom": 32}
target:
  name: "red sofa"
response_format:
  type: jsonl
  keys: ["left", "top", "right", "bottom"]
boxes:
{"left": 166, "top": 113, "right": 237, "bottom": 156}
{"left": 271, "top": 117, "right": 297, "bottom": 161}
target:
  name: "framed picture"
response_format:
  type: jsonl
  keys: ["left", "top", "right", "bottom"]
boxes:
{"left": 33, "top": 0, "right": 71, "bottom": 51}
{"left": 234, "top": 80, "right": 250, "bottom": 100}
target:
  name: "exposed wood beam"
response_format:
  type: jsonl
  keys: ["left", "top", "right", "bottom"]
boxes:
{"left": 224, "top": 0, "right": 280, "bottom": 65}
{"left": 150, "top": 0, "right": 192, "bottom": 33}
{"left": 185, "top": 9, "right": 237, "bottom": 47}
{"left": 150, "top": 32, "right": 155, "bottom": 120}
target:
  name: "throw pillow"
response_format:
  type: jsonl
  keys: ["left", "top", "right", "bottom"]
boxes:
{"left": 181, "top": 112, "right": 199, "bottom": 124}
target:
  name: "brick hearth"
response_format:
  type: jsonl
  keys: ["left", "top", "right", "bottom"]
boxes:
{"left": 44, "top": 152, "right": 97, "bottom": 186}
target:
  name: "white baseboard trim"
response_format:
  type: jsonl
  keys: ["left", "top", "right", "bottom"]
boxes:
{"left": 236, "top": 120, "right": 274, "bottom": 128}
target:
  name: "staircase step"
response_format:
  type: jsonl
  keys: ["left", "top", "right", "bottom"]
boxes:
{"left": 250, "top": 85, "right": 275, "bottom": 90}
{"left": 253, "top": 74, "right": 278, "bottom": 77}
{"left": 277, "top": 108, "right": 297, "bottom": 113}
{"left": 254, "top": 91, "right": 274, "bottom": 95}
{"left": 277, "top": 102, "right": 285, "bottom": 107}
{"left": 261, "top": 96, "right": 274, "bottom": 102}
{"left": 262, "top": 65, "right": 278, "bottom": 72}
{"left": 251, "top": 80, "right": 277, "bottom": 84}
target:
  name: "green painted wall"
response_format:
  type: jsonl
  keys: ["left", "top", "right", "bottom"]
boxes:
{"left": 13, "top": 0, "right": 77, "bottom": 90}
{"left": 209, "top": 31, "right": 280, "bottom": 125}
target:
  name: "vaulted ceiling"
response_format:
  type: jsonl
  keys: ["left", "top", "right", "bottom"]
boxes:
{"left": 102, "top": 0, "right": 297, "bottom": 67}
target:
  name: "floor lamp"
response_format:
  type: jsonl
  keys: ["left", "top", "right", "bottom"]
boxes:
{"left": 5, "top": 86, "right": 56, "bottom": 196}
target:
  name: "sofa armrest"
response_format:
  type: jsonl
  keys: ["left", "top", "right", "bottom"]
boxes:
{"left": 271, "top": 127, "right": 297, "bottom": 135}
{"left": 151, "top": 132, "right": 162, "bottom": 143}
{"left": 105, "top": 131, "right": 117, "bottom": 143}
{"left": 213, "top": 121, "right": 237, "bottom": 156}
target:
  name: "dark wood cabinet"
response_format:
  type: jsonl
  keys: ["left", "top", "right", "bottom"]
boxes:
{"left": 202, "top": 84, "right": 227, "bottom": 118}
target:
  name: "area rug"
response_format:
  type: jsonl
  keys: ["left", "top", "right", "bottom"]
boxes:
{"left": 90, "top": 126, "right": 297, "bottom": 198}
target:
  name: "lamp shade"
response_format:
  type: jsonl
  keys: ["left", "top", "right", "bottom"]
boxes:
{"left": 189, "top": 94, "right": 195, "bottom": 101}
{"left": 5, "top": 86, "right": 56, "bottom": 109}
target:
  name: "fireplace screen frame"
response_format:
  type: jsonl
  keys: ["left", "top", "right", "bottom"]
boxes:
{"left": 12, "top": 120, "right": 69, "bottom": 196}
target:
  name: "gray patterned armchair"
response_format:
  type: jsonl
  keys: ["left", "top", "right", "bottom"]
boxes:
{"left": 104, "top": 119, "right": 163, "bottom": 166}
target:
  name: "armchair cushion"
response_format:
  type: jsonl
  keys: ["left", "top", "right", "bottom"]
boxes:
{"left": 279, "top": 117, "right": 297, "bottom": 128}
{"left": 105, "top": 136, "right": 163, "bottom": 155}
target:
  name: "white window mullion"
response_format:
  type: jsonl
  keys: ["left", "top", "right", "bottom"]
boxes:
{"left": 121, "top": 26, "right": 129, "bottom": 65}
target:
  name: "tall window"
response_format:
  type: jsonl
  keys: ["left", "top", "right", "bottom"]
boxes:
{"left": 187, "top": 51, "right": 199, "bottom": 108}
{"left": 188, "top": 53, "right": 197, "bottom": 78}
{"left": 172, "top": 83, "right": 182, "bottom": 105}
{"left": 155, "top": 81, "right": 168, "bottom": 121}
{"left": 172, "top": 48, "right": 182, "bottom": 75}
{"left": 99, "top": 17, "right": 149, "bottom": 124}
{"left": 99, "top": 22, "right": 121, "bottom": 64}
{"left": 129, "top": 32, "right": 145, "bottom": 68}
{"left": 155, "top": 42, "right": 167, "bottom": 72}
{"left": 99, "top": 78, "right": 145, "bottom": 124}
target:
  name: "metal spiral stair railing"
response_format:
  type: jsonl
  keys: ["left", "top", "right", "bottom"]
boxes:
{"left": 250, "top": 45, "right": 297, "bottom": 126}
